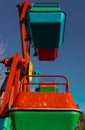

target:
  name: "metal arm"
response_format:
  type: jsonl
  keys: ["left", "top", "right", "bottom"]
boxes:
{"left": 16, "top": 0, "right": 32, "bottom": 63}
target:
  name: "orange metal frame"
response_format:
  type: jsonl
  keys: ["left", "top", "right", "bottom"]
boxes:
{"left": 0, "top": 53, "right": 20, "bottom": 116}
{"left": 0, "top": 0, "right": 32, "bottom": 117}
{"left": 0, "top": 53, "right": 27, "bottom": 117}
{"left": 16, "top": 0, "right": 32, "bottom": 62}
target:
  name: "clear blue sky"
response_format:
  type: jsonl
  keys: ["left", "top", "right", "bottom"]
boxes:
{"left": 0, "top": 0, "right": 85, "bottom": 111}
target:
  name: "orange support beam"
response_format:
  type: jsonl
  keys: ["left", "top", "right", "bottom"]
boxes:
{"left": 18, "top": 0, "right": 32, "bottom": 22}
{"left": 0, "top": 0, "right": 32, "bottom": 117}
{"left": 0, "top": 53, "right": 20, "bottom": 117}
{"left": 16, "top": 0, "right": 32, "bottom": 63}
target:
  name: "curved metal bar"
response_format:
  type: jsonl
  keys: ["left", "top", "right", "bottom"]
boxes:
{"left": 20, "top": 74, "right": 70, "bottom": 92}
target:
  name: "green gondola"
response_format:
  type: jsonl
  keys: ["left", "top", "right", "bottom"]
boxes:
{"left": 9, "top": 74, "right": 81, "bottom": 130}
{"left": 10, "top": 110, "right": 80, "bottom": 130}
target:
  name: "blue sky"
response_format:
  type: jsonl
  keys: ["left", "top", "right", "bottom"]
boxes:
{"left": 0, "top": 0, "right": 85, "bottom": 111}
